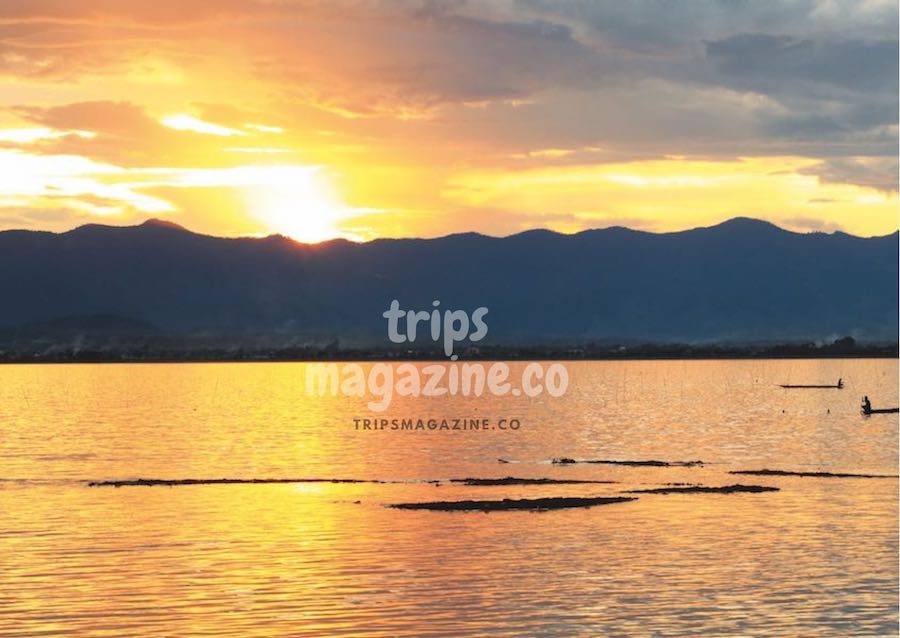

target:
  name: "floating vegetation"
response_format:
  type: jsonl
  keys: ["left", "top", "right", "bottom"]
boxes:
{"left": 452, "top": 477, "right": 617, "bottom": 486}
{"left": 729, "top": 469, "right": 898, "bottom": 479}
{"left": 388, "top": 496, "right": 637, "bottom": 512}
{"left": 88, "top": 477, "right": 383, "bottom": 487}
{"left": 552, "top": 458, "right": 704, "bottom": 467}
{"left": 627, "top": 484, "right": 779, "bottom": 494}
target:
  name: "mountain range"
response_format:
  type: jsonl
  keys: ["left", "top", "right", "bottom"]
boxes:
{"left": 0, "top": 217, "right": 896, "bottom": 350}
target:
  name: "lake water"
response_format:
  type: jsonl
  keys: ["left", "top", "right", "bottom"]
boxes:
{"left": 1, "top": 359, "right": 897, "bottom": 636}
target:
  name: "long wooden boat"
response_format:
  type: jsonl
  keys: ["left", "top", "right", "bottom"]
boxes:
{"left": 862, "top": 406, "right": 899, "bottom": 415}
{"left": 779, "top": 382, "right": 842, "bottom": 389}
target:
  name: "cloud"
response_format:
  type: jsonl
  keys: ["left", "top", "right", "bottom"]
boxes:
{"left": 705, "top": 34, "right": 898, "bottom": 93}
{"left": 9, "top": 100, "right": 276, "bottom": 167}
{"left": 799, "top": 156, "right": 899, "bottom": 192}
{"left": 781, "top": 216, "right": 845, "bottom": 233}
{"left": 0, "top": 148, "right": 175, "bottom": 217}
{"left": 160, "top": 114, "right": 246, "bottom": 136}
{"left": 0, "top": 127, "right": 95, "bottom": 143}
{"left": 14, "top": 101, "right": 156, "bottom": 137}
{"left": 1, "top": 2, "right": 896, "bottom": 142}
{"left": 701, "top": 33, "right": 898, "bottom": 150}
{"left": 0, "top": 0, "right": 896, "bottom": 237}
{"left": 0, "top": 0, "right": 260, "bottom": 25}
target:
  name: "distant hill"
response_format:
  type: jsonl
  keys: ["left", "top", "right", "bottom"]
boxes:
{"left": 0, "top": 217, "right": 896, "bottom": 348}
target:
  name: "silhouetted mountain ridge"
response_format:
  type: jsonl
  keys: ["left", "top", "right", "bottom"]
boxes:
{"left": 0, "top": 217, "right": 896, "bottom": 345}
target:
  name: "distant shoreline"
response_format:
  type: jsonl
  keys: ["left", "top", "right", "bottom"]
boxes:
{"left": 1, "top": 340, "right": 896, "bottom": 364}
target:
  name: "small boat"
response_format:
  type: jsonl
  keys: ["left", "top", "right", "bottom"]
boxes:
{"left": 862, "top": 406, "right": 899, "bottom": 415}
{"left": 779, "top": 378, "right": 843, "bottom": 389}
{"left": 861, "top": 395, "right": 898, "bottom": 415}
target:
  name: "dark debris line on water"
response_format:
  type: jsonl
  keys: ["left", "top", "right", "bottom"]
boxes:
{"left": 729, "top": 469, "right": 898, "bottom": 479}
{"left": 452, "top": 477, "right": 618, "bottom": 486}
{"left": 88, "top": 477, "right": 386, "bottom": 487}
{"left": 551, "top": 458, "right": 705, "bottom": 467}
{"left": 87, "top": 476, "right": 620, "bottom": 488}
{"left": 87, "top": 477, "right": 786, "bottom": 512}
{"left": 387, "top": 496, "right": 637, "bottom": 512}
{"left": 626, "top": 484, "right": 779, "bottom": 494}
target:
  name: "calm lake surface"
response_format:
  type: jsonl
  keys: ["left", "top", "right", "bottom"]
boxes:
{"left": 1, "top": 359, "right": 897, "bottom": 637}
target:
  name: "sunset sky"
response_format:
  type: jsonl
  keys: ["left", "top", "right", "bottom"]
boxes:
{"left": 0, "top": 0, "right": 897, "bottom": 242}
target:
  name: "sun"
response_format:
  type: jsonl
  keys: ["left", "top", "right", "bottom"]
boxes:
{"left": 241, "top": 165, "right": 354, "bottom": 243}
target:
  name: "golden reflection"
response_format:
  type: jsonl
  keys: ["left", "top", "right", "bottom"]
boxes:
{"left": 0, "top": 360, "right": 896, "bottom": 636}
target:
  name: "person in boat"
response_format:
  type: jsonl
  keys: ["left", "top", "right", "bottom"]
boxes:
{"left": 837, "top": 378, "right": 843, "bottom": 388}
{"left": 862, "top": 395, "right": 871, "bottom": 414}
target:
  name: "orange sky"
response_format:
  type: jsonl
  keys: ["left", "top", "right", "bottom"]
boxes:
{"left": 0, "top": 0, "right": 897, "bottom": 241}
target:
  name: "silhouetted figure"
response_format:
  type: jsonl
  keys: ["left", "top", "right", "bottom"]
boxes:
{"left": 862, "top": 395, "right": 872, "bottom": 415}
{"left": 837, "top": 378, "right": 843, "bottom": 388}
